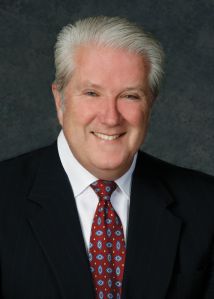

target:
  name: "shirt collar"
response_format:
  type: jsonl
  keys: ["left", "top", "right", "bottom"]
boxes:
{"left": 115, "top": 153, "right": 137, "bottom": 198}
{"left": 57, "top": 130, "right": 137, "bottom": 198}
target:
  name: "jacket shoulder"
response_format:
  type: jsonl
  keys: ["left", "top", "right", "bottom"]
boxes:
{"left": 0, "top": 143, "right": 56, "bottom": 194}
{"left": 139, "top": 151, "right": 214, "bottom": 202}
{"left": 140, "top": 151, "right": 214, "bottom": 182}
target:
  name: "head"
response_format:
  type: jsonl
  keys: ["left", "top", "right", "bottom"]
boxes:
{"left": 52, "top": 16, "right": 164, "bottom": 179}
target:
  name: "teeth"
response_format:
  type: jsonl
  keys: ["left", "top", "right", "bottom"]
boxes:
{"left": 93, "top": 132, "right": 120, "bottom": 141}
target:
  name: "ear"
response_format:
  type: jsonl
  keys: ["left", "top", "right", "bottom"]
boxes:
{"left": 52, "top": 83, "right": 64, "bottom": 126}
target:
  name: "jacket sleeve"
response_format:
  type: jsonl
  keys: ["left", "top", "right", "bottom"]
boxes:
{"left": 204, "top": 239, "right": 214, "bottom": 298}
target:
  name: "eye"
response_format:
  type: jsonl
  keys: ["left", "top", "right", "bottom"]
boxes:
{"left": 123, "top": 94, "right": 140, "bottom": 100}
{"left": 85, "top": 91, "right": 98, "bottom": 97}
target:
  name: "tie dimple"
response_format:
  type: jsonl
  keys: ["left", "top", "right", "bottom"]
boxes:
{"left": 89, "top": 180, "right": 126, "bottom": 299}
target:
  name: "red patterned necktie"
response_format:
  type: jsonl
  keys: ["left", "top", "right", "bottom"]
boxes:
{"left": 89, "top": 180, "right": 126, "bottom": 299}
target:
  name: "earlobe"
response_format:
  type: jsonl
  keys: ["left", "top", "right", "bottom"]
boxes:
{"left": 52, "top": 83, "right": 64, "bottom": 126}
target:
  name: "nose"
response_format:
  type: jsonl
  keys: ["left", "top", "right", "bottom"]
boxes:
{"left": 99, "top": 98, "right": 121, "bottom": 126}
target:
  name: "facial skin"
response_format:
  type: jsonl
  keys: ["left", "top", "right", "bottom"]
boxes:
{"left": 52, "top": 45, "right": 154, "bottom": 180}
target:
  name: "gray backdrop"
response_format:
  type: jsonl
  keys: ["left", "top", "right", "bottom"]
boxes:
{"left": 0, "top": 0, "right": 213, "bottom": 175}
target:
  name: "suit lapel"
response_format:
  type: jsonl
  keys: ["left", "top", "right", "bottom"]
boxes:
{"left": 26, "top": 144, "right": 94, "bottom": 299}
{"left": 122, "top": 152, "right": 183, "bottom": 299}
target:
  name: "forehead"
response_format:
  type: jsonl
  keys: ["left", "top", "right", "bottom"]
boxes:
{"left": 72, "top": 44, "right": 150, "bottom": 87}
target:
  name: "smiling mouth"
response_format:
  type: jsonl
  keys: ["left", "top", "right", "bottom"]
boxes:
{"left": 92, "top": 132, "right": 124, "bottom": 141}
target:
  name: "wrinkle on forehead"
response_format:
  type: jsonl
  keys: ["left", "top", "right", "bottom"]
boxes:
{"left": 71, "top": 44, "right": 151, "bottom": 96}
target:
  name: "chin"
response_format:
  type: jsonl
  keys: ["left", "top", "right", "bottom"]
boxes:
{"left": 92, "top": 155, "right": 129, "bottom": 172}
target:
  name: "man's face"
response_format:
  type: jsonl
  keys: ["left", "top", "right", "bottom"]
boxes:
{"left": 53, "top": 45, "right": 154, "bottom": 179}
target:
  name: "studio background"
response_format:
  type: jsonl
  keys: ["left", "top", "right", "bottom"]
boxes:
{"left": 0, "top": 0, "right": 213, "bottom": 175}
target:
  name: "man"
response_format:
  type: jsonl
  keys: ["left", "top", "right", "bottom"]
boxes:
{"left": 0, "top": 16, "right": 213, "bottom": 299}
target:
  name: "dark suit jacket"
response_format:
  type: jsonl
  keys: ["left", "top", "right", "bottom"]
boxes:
{"left": 0, "top": 142, "right": 213, "bottom": 299}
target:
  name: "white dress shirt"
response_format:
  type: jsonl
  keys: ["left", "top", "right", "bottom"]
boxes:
{"left": 57, "top": 130, "right": 137, "bottom": 251}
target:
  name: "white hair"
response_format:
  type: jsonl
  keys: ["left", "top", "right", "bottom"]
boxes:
{"left": 54, "top": 16, "right": 164, "bottom": 97}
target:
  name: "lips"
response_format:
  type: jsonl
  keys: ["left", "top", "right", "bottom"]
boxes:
{"left": 92, "top": 132, "right": 124, "bottom": 141}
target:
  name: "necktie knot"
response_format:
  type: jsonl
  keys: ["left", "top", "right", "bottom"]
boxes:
{"left": 91, "top": 179, "right": 117, "bottom": 201}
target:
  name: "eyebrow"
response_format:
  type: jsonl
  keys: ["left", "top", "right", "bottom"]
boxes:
{"left": 79, "top": 81, "right": 104, "bottom": 90}
{"left": 80, "top": 81, "right": 146, "bottom": 93}
{"left": 123, "top": 87, "right": 146, "bottom": 93}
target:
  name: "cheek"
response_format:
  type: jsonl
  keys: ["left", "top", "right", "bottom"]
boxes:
{"left": 120, "top": 103, "right": 150, "bottom": 127}
{"left": 63, "top": 100, "right": 97, "bottom": 126}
